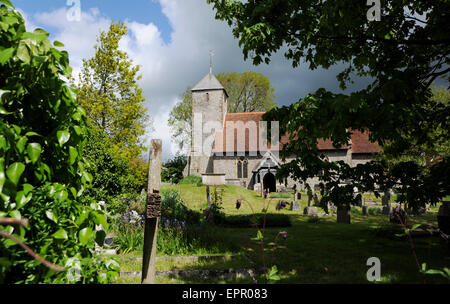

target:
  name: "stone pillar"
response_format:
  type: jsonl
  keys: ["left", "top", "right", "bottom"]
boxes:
{"left": 142, "top": 139, "right": 162, "bottom": 284}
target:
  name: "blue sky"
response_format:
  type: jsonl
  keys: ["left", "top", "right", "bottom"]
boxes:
{"left": 13, "top": 0, "right": 173, "bottom": 43}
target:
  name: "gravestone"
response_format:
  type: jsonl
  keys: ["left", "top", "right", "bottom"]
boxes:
{"left": 304, "top": 206, "right": 318, "bottom": 216}
{"left": 362, "top": 205, "right": 369, "bottom": 216}
{"left": 303, "top": 189, "right": 317, "bottom": 215}
{"left": 290, "top": 201, "right": 301, "bottom": 212}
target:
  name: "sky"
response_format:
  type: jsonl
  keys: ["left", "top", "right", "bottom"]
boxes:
{"left": 12, "top": 0, "right": 372, "bottom": 161}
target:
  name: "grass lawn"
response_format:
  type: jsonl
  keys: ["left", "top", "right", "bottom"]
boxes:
{"left": 110, "top": 184, "right": 449, "bottom": 284}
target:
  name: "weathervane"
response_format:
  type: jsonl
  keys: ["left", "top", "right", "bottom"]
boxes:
{"left": 209, "top": 50, "right": 215, "bottom": 74}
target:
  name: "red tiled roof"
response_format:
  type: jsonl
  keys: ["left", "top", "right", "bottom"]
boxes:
{"left": 212, "top": 112, "right": 380, "bottom": 154}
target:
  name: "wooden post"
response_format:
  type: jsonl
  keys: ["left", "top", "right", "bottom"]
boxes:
{"left": 142, "top": 139, "right": 162, "bottom": 284}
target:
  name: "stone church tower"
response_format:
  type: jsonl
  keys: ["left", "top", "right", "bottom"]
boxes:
{"left": 185, "top": 73, "right": 228, "bottom": 176}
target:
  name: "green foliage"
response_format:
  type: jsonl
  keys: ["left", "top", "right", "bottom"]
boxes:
{"left": 168, "top": 72, "right": 276, "bottom": 152}
{"left": 157, "top": 224, "right": 240, "bottom": 256}
{"left": 129, "top": 157, "right": 148, "bottom": 192}
{"left": 82, "top": 127, "right": 136, "bottom": 211}
{"left": 76, "top": 21, "right": 149, "bottom": 161}
{"left": 168, "top": 87, "right": 193, "bottom": 153}
{"left": 0, "top": 2, "right": 117, "bottom": 283}
{"left": 208, "top": 0, "right": 450, "bottom": 211}
{"left": 217, "top": 72, "right": 276, "bottom": 113}
{"left": 161, "top": 189, "right": 201, "bottom": 224}
{"left": 162, "top": 155, "right": 187, "bottom": 184}
{"left": 113, "top": 225, "right": 144, "bottom": 254}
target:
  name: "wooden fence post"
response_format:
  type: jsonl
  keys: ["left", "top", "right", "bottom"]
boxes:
{"left": 142, "top": 139, "right": 162, "bottom": 284}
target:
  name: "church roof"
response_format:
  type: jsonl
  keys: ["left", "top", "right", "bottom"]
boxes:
{"left": 212, "top": 112, "right": 381, "bottom": 154}
{"left": 192, "top": 73, "right": 227, "bottom": 95}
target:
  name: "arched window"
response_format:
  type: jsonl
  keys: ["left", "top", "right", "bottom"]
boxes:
{"left": 243, "top": 160, "right": 248, "bottom": 178}
{"left": 237, "top": 160, "right": 242, "bottom": 178}
{"left": 206, "top": 93, "right": 209, "bottom": 102}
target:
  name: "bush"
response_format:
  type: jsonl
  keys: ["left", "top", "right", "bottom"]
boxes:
{"left": 162, "top": 155, "right": 187, "bottom": 184}
{"left": 161, "top": 189, "right": 201, "bottom": 224}
{"left": 0, "top": 3, "right": 118, "bottom": 284}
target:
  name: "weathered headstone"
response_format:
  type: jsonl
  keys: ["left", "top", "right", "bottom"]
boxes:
{"left": 142, "top": 139, "right": 162, "bottom": 284}
{"left": 290, "top": 201, "right": 301, "bottom": 212}
{"left": 362, "top": 205, "right": 369, "bottom": 216}
{"left": 303, "top": 206, "right": 318, "bottom": 216}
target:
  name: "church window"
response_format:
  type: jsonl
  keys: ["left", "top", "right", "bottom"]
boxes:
{"left": 206, "top": 93, "right": 209, "bottom": 102}
{"left": 243, "top": 160, "right": 248, "bottom": 178}
{"left": 237, "top": 160, "right": 242, "bottom": 178}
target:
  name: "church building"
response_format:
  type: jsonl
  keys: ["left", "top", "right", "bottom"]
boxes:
{"left": 183, "top": 72, "right": 381, "bottom": 193}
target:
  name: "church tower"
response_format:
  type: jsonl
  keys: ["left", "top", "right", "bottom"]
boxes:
{"left": 185, "top": 72, "right": 228, "bottom": 176}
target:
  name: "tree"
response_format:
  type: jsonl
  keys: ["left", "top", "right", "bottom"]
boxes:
{"left": 217, "top": 72, "right": 276, "bottom": 113}
{"left": 76, "top": 21, "right": 149, "bottom": 161}
{"left": 0, "top": 1, "right": 117, "bottom": 283}
{"left": 207, "top": 0, "right": 450, "bottom": 211}
{"left": 162, "top": 155, "right": 187, "bottom": 184}
{"left": 168, "top": 87, "right": 193, "bottom": 153}
{"left": 168, "top": 72, "right": 276, "bottom": 153}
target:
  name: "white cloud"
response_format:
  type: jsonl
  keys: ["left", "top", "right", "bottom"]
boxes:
{"left": 24, "top": 0, "right": 370, "bottom": 161}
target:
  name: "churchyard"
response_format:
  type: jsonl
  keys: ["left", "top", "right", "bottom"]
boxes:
{"left": 105, "top": 181, "right": 450, "bottom": 284}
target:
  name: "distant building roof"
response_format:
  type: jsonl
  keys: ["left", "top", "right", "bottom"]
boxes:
{"left": 192, "top": 73, "right": 228, "bottom": 97}
{"left": 212, "top": 112, "right": 381, "bottom": 154}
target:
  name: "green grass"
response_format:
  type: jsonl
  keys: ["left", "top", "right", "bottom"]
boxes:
{"left": 109, "top": 210, "right": 449, "bottom": 284}
{"left": 109, "top": 184, "right": 449, "bottom": 284}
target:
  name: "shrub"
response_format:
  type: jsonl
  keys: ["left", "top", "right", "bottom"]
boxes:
{"left": 161, "top": 189, "right": 201, "bottom": 224}
{"left": 0, "top": 3, "right": 117, "bottom": 283}
{"left": 112, "top": 210, "right": 145, "bottom": 254}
